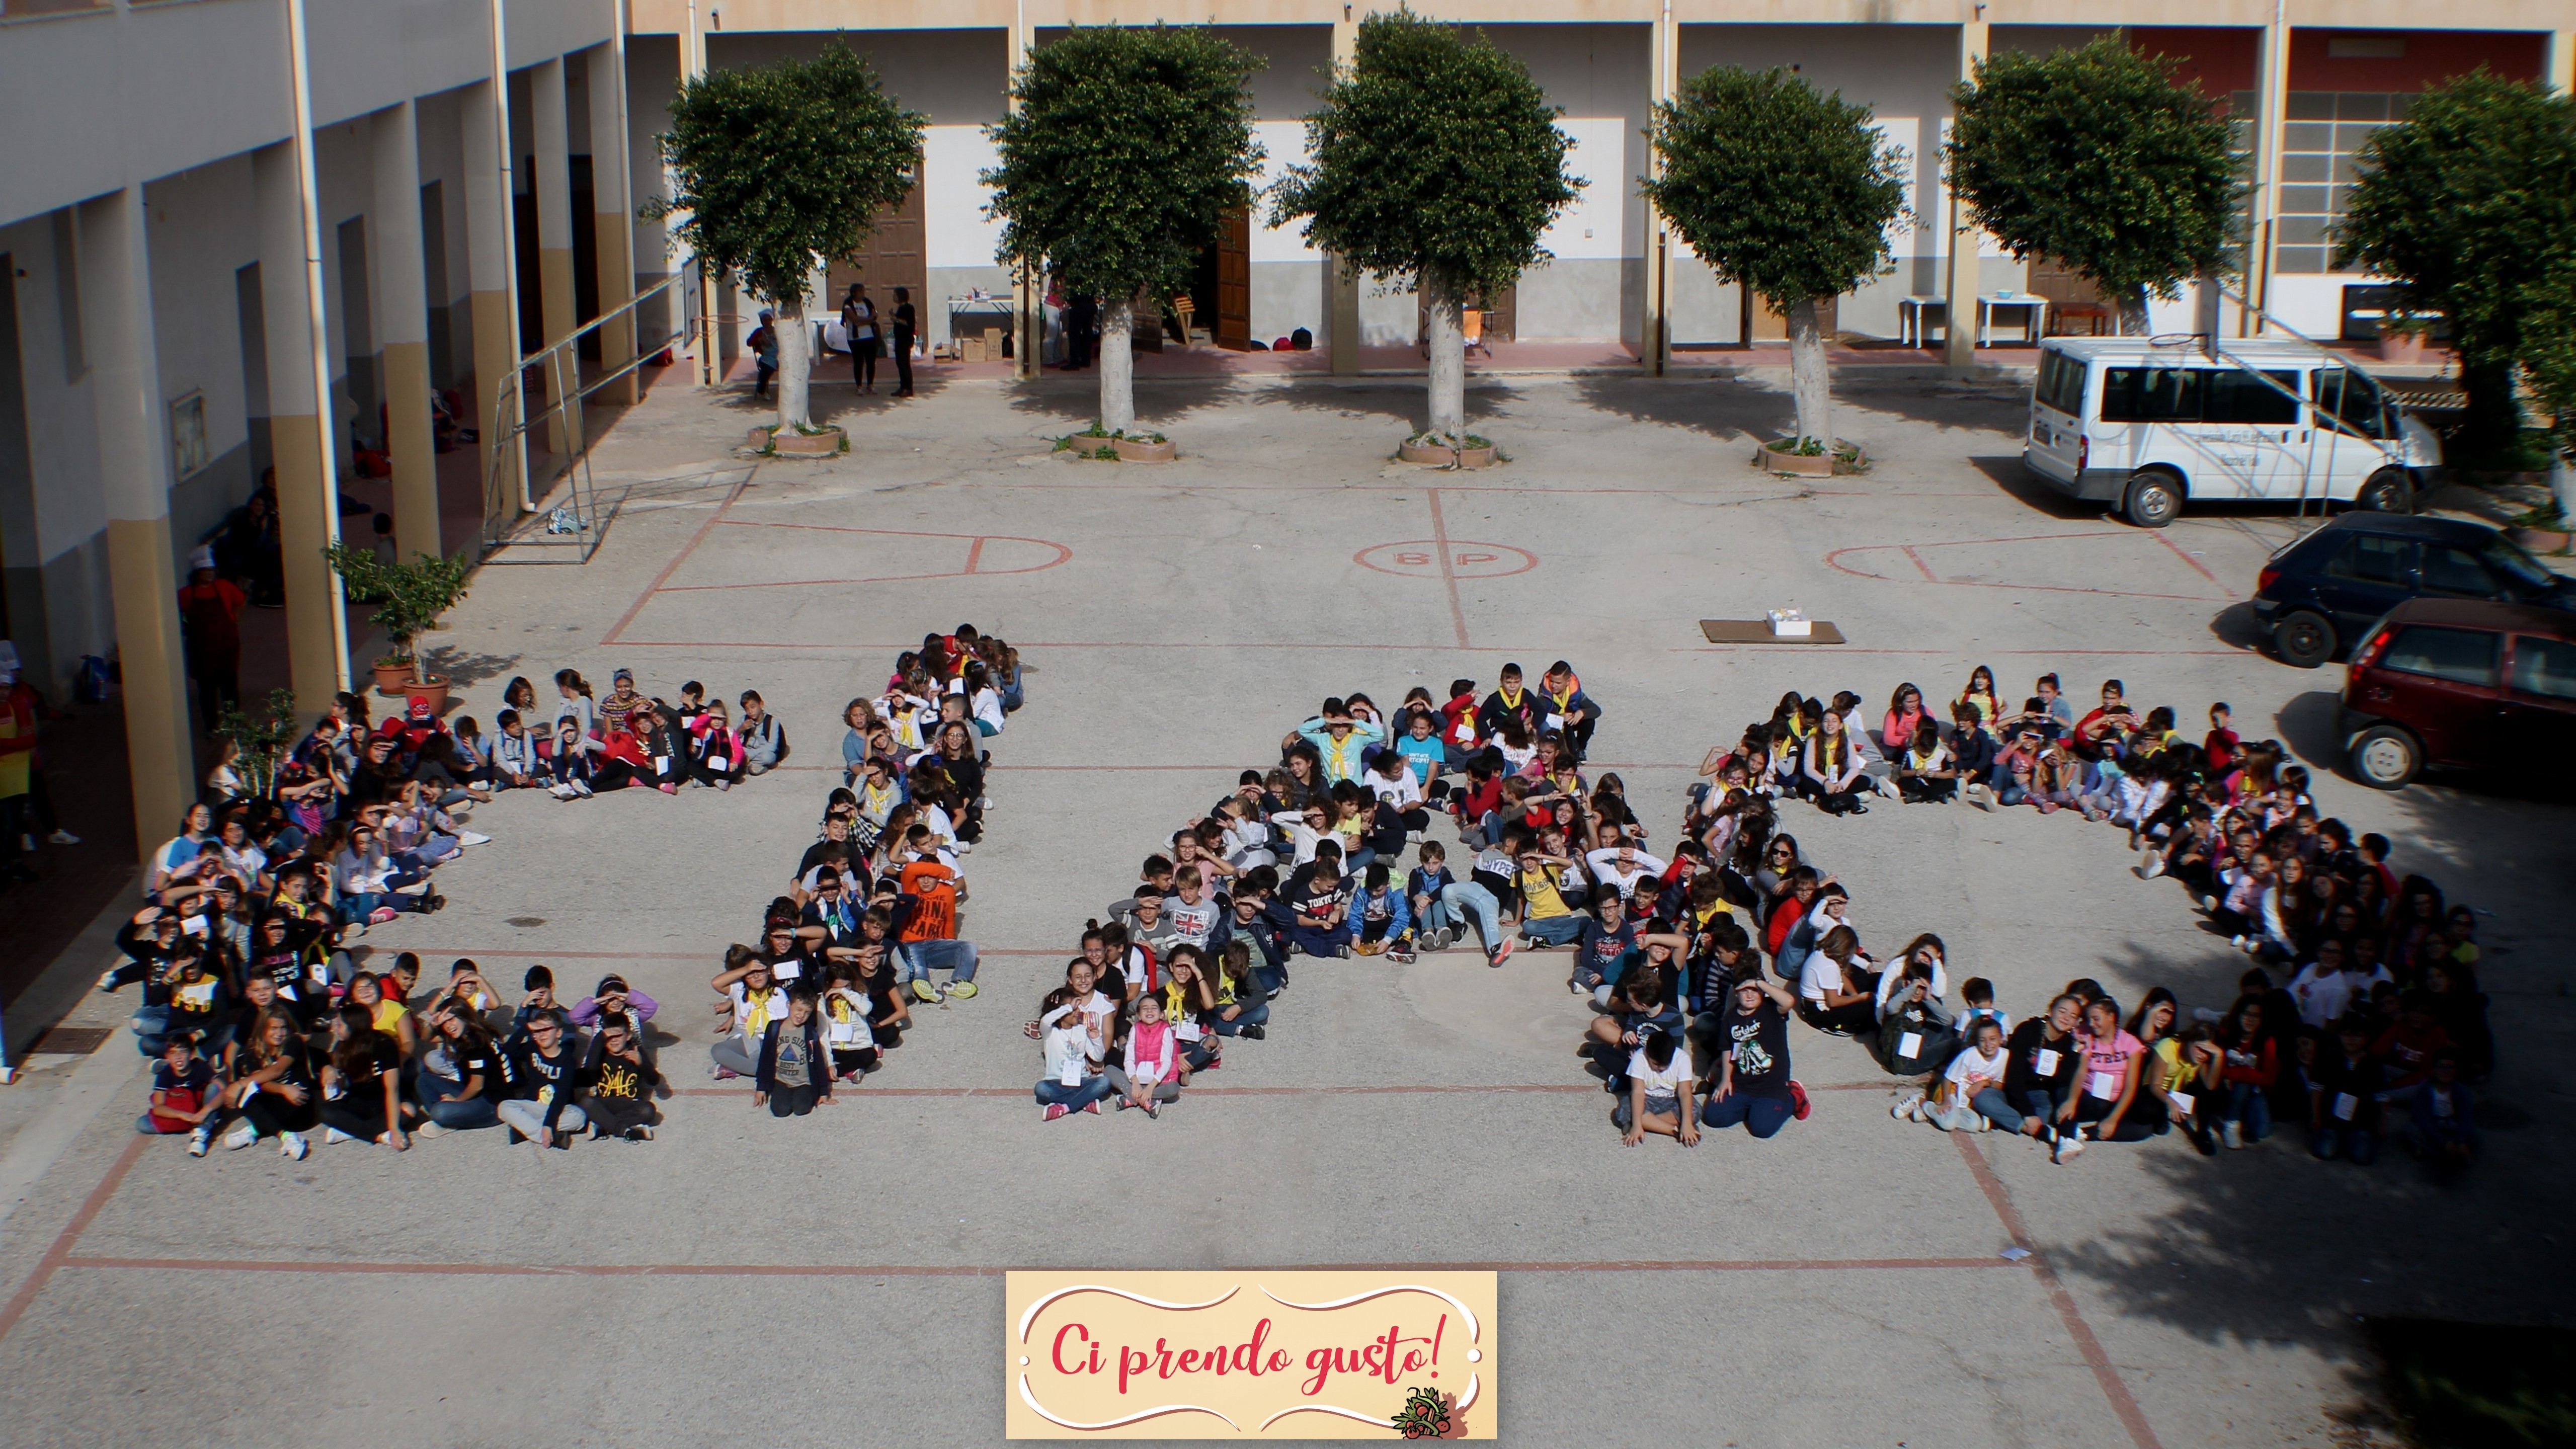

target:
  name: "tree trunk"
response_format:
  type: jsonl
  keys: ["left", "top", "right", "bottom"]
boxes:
{"left": 1099, "top": 292, "right": 1138, "bottom": 435}
{"left": 1422, "top": 265, "right": 1466, "bottom": 442}
{"left": 1786, "top": 296, "right": 1831, "bottom": 449}
{"left": 773, "top": 290, "right": 812, "bottom": 432}
{"left": 2458, "top": 355, "right": 2522, "bottom": 469}
{"left": 2117, "top": 284, "right": 2151, "bottom": 337}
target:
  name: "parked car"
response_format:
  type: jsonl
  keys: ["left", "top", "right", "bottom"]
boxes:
{"left": 2252, "top": 513, "right": 2574, "bottom": 667}
{"left": 2339, "top": 598, "right": 2576, "bottom": 788}
{"left": 2023, "top": 338, "right": 2444, "bottom": 528}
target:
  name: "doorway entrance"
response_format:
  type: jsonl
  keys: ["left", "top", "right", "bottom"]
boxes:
{"left": 1183, "top": 209, "right": 1253, "bottom": 348}
{"left": 825, "top": 176, "right": 927, "bottom": 333}
{"left": 1744, "top": 292, "right": 1837, "bottom": 343}
{"left": 1417, "top": 282, "right": 1515, "bottom": 345}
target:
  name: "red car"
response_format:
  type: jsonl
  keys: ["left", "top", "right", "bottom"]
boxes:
{"left": 2341, "top": 598, "right": 2576, "bottom": 788}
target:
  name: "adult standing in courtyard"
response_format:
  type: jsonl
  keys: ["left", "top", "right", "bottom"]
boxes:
{"left": 841, "top": 283, "right": 880, "bottom": 395}
{"left": 890, "top": 286, "right": 918, "bottom": 398}
{"left": 177, "top": 547, "right": 245, "bottom": 735}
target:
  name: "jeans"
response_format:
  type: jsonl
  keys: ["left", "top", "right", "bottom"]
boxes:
{"left": 1287, "top": 920, "right": 1352, "bottom": 957}
{"left": 1701, "top": 1090, "right": 1793, "bottom": 1138}
{"left": 1440, "top": 882, "right": 1502, "bottom": 952}
{"left": 2311, "top": 1125, "right": 2378, "bottom": 1164}
{"left": 1969, "top": 1087, "right": 2027, "bottom": 1133}
{"left": 1412, "top": 896, "right": 1456, "bottom": 937}
{"left": 1035, "top": 1076, "right": 1114, "bottom": 1111}
{"left": 904, "top": 938, "right": 979, "bottom": 983}
{"left": 1211, "top": 1003, "right": 1271, "bottom": 1035}
{"left": 2224, "top": 1082, "right": 2272, "bottom": 1140}
{"left": 414, "top": 1072, "right": 501, "bottom": 1130}
{"left": 1522, "top": 914, "right": 1587, "bottom": 947}
{"left": 496, "top": 1098, "right": 587, "bottom": 1139}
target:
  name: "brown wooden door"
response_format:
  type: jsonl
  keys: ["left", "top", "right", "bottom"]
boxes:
{"left": 826, "top": 176, "right": 927, "bottom": 315}
{"left": 1749, "top": 293, "right": 1836, "bottom": 342}
{"left": 2025, "top": 256, "right": 2103, "bottom": 306}
{"left": 1216, "top": 209, "right": 1251, "bottom": 349}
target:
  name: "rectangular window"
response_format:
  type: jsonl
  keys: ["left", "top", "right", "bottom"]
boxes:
{"left": 2203, "top": 370, "right": 2302, "bottom": 425}
{"left": 2274, "top": 93, "right": 2403, "bottom": 276}
{"left": 2420, "top": 546, "right": 2499, "bottom": 599}
{"left": 2381, "top": 626, "right": 2500, "bottom": 687}
{"left": 2313, "top": 369, "right": 2388, "bottom": 437}
{"left": 2100, "top": 367, "right": 2202, "bottom": 424}
{"left": 2511, "top": 636, "right": 2576, "bottom": 701}
{"left": 2328, "top": 534, "right": 2412, "bottom": 585}
{"left": 2035, "top": 352, "right": 2087, "bottom": 418}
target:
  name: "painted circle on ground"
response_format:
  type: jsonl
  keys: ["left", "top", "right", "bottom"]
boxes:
{"left": 1354, "top": 540, "right": 1539, "bottom": 579}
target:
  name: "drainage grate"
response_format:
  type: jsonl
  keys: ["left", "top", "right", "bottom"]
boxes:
{"left": 27, "top": 1025, "right": 113, "bottom": 1056}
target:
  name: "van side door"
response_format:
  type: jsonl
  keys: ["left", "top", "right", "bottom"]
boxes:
{"left": 2311, "top": 368, "right": 2398, "bottom": 500}
{"left": 2200, "top": 369, "right": 2309, "bottom": 500}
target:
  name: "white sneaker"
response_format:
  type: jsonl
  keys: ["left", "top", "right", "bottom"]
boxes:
{"left": 96, "top": 969, "right": 122, "bottom": 994}
{"left": 2221, "top": 1120, "right": 2244, "bottom": 1149}
{"left": 222, "top": 1123, "right": 259, "bottom": 1151}
{"left": 49, "top": 829, "right": 79, "bottom": 845}
{"left": 2051, "top": 1129, "right": 2085, "bottom": 1162}
{"left": 280, "top": 1132, "right": 309, "bottom": 1160}
{"left": 956, "top": 841, "right": 971, "bottom": 854}
{"left": 321, "top": 1126, "right": 358, "bottom": 1146}
{"left": 548, "top": 784, "right": 575, "bottom": 798}
{"left": 457, "top": 831, "right": 492, "bottom": 846}
{"left": 2135, "top": 857, "right": 2166, "bottom": 880}
{"left": 571, "top": 779, "right": 595, "bottom": 797}
{"left": 415, "top": 1120, "right": 450, "bottom": 1138}
{"left": 1890, "top": 1092, "right": 1924, "bottom": 1120}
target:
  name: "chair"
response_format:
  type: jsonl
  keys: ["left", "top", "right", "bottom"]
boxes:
{"left": 2050, "top": 302, "right": 2112, "bottom": 338}
{"left": 1462, "top": 308, "right": 1491, "bottom": 358}
{"left": 1171, "top": 295, "right": 1210, "bottom": 349}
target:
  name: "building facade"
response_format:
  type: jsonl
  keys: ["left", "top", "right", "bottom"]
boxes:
{"left": 0, "top": 0, "right": 2569, "bottom": 860}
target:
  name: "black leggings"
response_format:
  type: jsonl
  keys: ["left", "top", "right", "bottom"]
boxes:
{"left": 320, "top": 1094, "right": 392, "bottom": 1141}
{"left": 893, "top": 329, "right": 915, "bottom": 392}
{"left": 854, "top": 341, "right": 877, "bottom": 387}
{"left": 229, "top": 1093, "right": 321, "bottom": 1139}
{"left": 767, "top": 1083, "right": 821, "bottom": 1116}
{"left": 831, "top": 1045, "right": 879, "bottom": 1078}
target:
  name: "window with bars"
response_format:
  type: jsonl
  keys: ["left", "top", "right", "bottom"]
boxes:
{"left": 2274, "top": 91, "right": 2409, "bottom": 275}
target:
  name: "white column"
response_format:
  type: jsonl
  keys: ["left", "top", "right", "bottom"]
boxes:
{"left": 1943, "top": 20, "right": 1990, "bottom": 372}
{"left": 78, "top": 188, "right": 196, "bottom": 858}
{"left": 531, "top": 56, "right": 580, "bottom": 459}
{"left": 462, "top": 72, "right": 529, "bottom": 517}
{"left": 1328, "top": 13, "right": 1360, "bottom": 374}
{"left": 255, "top": 141, "right": 351, "bottom": 713}
{"left": 373, "top": 99, "right": 440, "bottom": 561}
{"left": 2246, "top": 11, "right": 2291, "bottom": 334}
{"left": 588, "top": 40, "right": 638, "bottom": 404}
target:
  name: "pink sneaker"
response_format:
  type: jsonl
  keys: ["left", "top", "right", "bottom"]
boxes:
{"left": 369, "top": 907, "right": 400, "bottom": 924}
{"left": 659, "top": 783, "right": 678, "bottom": 794}
{"left": 1082, "top": 1100, "right": 1102, "bottom": 1114}
{"left": 1043, "top": 1103, "right": 1069, "bottom": 1121}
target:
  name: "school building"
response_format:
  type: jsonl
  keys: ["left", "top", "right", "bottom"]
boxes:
{"left": 0, "top": 0, "right": 2568, "bottom": 866}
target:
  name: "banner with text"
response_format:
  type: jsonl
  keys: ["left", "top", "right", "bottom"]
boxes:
{"left": 1005, "top": 1270, "right": 1497, "bottom": 1439}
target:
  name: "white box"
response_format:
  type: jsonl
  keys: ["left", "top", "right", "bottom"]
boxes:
{"left": 1766, "top": 609, "right": 1812, "bottom": 637}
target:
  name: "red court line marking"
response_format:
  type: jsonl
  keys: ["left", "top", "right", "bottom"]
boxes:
{"left": 1425, "top": 488, "right": 1471, "bottom": 651}
{"left": 55, "top": 1254, "right": 2021, "bottom": 1279}
{"left": 600, "top": 473, "right": 745, "bottom": 647}
{"left": 1901, "top": 544, "right": 1941, "bottom": 582}
{"left": 1951, "top": 1132, "right": 2165, "bottom": 1449}
{"left": 964, "top": 536, "right": 987, "bottom": 573}
{"left": 2150, "top": 529, "right": 2229, "bottom": 590}
{"left": 0, "top": 1136, "right": 148, "bottom": 1347}
{"left": 713, "top": 518, "right": 1073, "bottom": 576}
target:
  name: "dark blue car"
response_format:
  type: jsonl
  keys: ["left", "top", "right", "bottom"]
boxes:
{"left": 2251, "top": 514, "right": 2574, "bottom": 667}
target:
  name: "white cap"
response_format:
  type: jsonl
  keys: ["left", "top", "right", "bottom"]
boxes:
{"left": 189, "top": 545, "right": 217, "bottom": 572}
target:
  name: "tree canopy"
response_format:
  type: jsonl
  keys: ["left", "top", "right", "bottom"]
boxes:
{"left": 985, "top": 25, "right": 1265, "bottom": 306}
{"left": 2340, "top": 73, "right": 2576, "bottom": 465}
{"left": 1946, "top": 37, "right": 2239, "bottom": 332}
{"left": 1271, "top": 9, "right": 1577, "bottom": 302}
{"left": 655, "top": 41, "right": 927, "bottom": 306}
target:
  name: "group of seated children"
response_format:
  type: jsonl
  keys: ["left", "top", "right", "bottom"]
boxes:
{"left": 1025, "top": 665, "right": 1609, "bottom": 1119}
{"left": 475, "top": 667, "right": 788, "bottom": 798}
{"left": 702, "top": 629, "right": 1016, "bottom": 1117}
{"left": 1596, "top": 666, "right": 2491, "bottom": 1177}
{"left": 137, "top": 952, "right": 664, "bottom": 1157}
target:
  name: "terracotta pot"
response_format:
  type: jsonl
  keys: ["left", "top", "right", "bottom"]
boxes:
{"left": 400, "top": 677, "right": 452, "bottom": 717}
{"left": 1452, "top": 446, "right": 1497, "bottom": 470}
{"left": 372, "top": 661, "right": 419, "bottom": 697}
{"left": 766, "top": 425, "right": 844, "bottom": 457}
{"left": 2510, "top": 527, "right": 2573, "bottom": 554}
{"left": 1398, "top": 439, "right": 1456, "bottom": 465}
{"left": 1112, "top": 435, "right": 1176, "bottom": 463}
{"left": 1758, "top": 444, "right": 1833, "bottom": 477}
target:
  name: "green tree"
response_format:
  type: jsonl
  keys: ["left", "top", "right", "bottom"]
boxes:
{"left": 655, "top": 42, "right": 926, "bottom": 432}
{"left": 1271, "top": 10, "right": 1578, "bottom": 444}
{"left": 324, "top": 543, "right": 472, "bottom": 686}
{"left": 2340, "top": 73, "right": 2576, "bottom": 468}
{"left": 2520, "top": 255, "right": 2576, "bottom": 515}
{"left": 1644, "top": 65, "right": 1908, "bottom": 450}
{"left": 1947, "top": 37, "right": 2239, "bottom": 336}
{"left": 986, "top": 26, "right": 1264, "bottom": 436}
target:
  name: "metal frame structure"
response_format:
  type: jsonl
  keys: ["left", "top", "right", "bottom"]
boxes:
{"left": 480, "top": 273, "right": 690, "bottom": 562}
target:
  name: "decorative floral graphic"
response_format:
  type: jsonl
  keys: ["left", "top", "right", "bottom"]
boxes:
{"left": 1391, "top": 1385, "right": 1450, "bottom": 1439}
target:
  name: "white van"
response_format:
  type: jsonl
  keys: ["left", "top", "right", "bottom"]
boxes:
{"left": 2022, "top": 337, "right": 2444, "bottom": 528}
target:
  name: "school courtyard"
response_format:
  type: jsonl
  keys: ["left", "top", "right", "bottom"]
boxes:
{"left": 2, "top": 367, "right": 2568, "bottom": 1446}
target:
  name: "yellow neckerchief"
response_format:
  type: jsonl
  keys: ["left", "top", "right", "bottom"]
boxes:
{"left": 1497, "top": 685, "right": 1524, "bottom": 710}
{"left": 1545, "top": 674, "right": 1578, "bottom": 710}
{"left": 1816, "top": 729, "right": 1846, "bottom": 769}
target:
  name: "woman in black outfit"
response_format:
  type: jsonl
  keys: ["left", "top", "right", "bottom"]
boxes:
{"left": 890, "top": 286, "right": 917, "bottom": 398}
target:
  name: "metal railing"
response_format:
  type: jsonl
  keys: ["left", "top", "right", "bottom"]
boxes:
{"left": 479, "top": 274, "right": 689, "bottom": 564}
{"left": 2207, "top": 283, "right": 2409, "bottom": 533}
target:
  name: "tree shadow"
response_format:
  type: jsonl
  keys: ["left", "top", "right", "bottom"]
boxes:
{"left": 1570, "top": 372, "right": 1779, "bottom": 442}
{"left": 1000, "top": 374, "right": 1247, "bottom": 431}
{"left": 1272, "top": 377, "right": 1518, "bottom": 433}
{"left": 1828, "top": 374, "right": 2033, "bottom": 434}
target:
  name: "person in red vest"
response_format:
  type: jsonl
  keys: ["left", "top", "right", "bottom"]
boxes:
{"left": 176, "top": 547, "right": 245, "bottom": 734}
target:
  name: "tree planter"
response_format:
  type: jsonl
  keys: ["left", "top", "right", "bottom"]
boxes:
{"left": 400, "top": 677, "right": 452, "bottom": 716}
{"left": 754, "top": 424, "right": 846, "bottom": 457}
{"left": 1111, "top": 435, "right": 1176, "bottom": 463}
{"left": 1757, "top": 439, "right": 1865, "bottom": 476}
{"left": 371, "top": 661, "right": 418, "bottom": 697}
{"left": 1399, "top": 434, "right": 1497, "bottom": 469}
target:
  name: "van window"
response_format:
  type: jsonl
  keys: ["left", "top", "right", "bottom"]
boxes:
{"left": 2313, "top": 369, "right": 2389, "bottom": 438}
{"left": 2203, "top": 370, "right": 2302, "bottom": 425}
{"left": 2100, "top": 367, "right": 2202, "bottom": 423}
{"left": 2511, "top": 636, "right": 2576, "bottom": 700}
{"left": 2381, "top": 625, "right": 2500, "bottom": 687}
{"left": 2035, "top": 352, "right": 2087, "bottom": 417}
{"left": 2327, "top": 533, "right": 2412, "bottom": 585}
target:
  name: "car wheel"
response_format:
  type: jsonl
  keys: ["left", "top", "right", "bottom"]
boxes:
{"left": 2349, "top": 724, "right": 2421, "bottom": 789}
{"left": 2355, "top": 467, "right": 2415, "bottom": 514}
{"left": 2271, "top": 610, "right": 2337, "bottom": 668}
{"left": 2123, "top": 470, "right": 2182, "bottom": 529}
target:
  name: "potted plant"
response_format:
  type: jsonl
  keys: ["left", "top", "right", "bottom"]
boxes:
{"left": 325, "top": 542, "right": 473, "bottom": 712}
{"left": 1399, "top": 431, "right": 1496, "bottom": 469}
